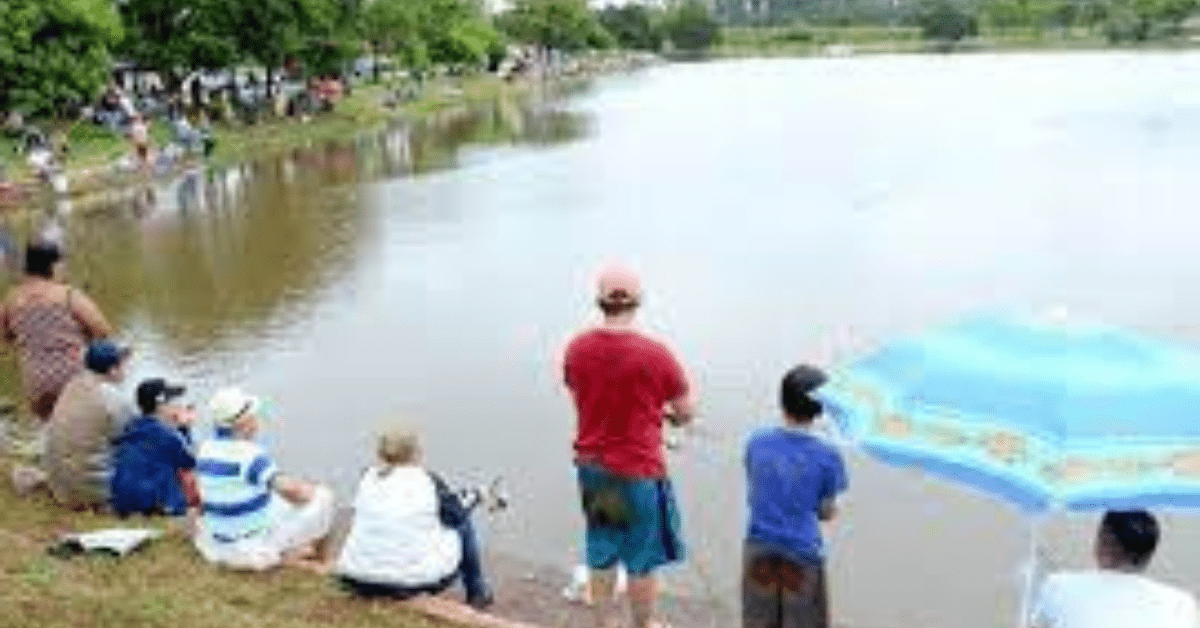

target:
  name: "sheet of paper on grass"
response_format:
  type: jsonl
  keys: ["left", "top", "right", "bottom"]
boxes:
{"left": 59, "top": 529, "right": 163, "bottom": 556}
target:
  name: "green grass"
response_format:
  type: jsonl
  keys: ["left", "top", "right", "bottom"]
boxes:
{"left": 0, "top": 465, "right": 457, "bottom": 628}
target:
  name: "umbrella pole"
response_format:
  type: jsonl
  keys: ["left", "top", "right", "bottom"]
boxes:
{"left": 1016, "top": 516, "right": 1044, "bottom": 628}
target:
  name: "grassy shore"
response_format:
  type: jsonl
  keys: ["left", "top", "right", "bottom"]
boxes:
{"left": 0, "top": 470, "right": 456, "bottom": 628}
{"left": 0, "top": 71, "right": 590, "bottom": 203}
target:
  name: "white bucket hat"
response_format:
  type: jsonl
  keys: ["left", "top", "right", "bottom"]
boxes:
{"left": 209, "top": 387, "right": 260, "bottom": 426}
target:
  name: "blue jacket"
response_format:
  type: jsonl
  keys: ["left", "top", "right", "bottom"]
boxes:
{"left": 110, "top": 415, "right": 196, "bottom": 516}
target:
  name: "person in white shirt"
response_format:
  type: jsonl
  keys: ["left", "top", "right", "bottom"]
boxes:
{"left": 334, "top": 422, "right": 493, "bottom": 609}
{"left": 1030, "top": 510, "right": 1198, "bottom": 628}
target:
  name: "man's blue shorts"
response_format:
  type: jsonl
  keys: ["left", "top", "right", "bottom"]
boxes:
{"left": 577, "top": 464, "right": 685, "bottom": 576}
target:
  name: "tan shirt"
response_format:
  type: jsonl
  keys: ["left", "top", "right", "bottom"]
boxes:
{"left": 44, "top": 371, "right": 133, "bottom": 509}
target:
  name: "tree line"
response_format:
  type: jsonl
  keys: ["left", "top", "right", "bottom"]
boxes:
{"left": 914, "top": 0, "right": 1198, "bottom": 43}
{"left": 0, "top": 0, "right": 721, "bottom": 119}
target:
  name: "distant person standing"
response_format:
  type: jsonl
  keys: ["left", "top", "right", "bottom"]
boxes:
{"left": 129, "top": 115, "right": 151, "bottom": 169}
{"left": 1030, "top": 510, "right": 1197, "bottom": 628}
{"left": 562, "top": 263, "right": 696, "bottom": 628}
{"left": 742, "top": 365, "right": 848, "bottom": 628}
{"left": 1, "top": 242, "right": 114, "bottom": 420}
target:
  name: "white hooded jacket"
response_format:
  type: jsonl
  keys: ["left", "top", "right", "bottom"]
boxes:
{"left": 335, "top": 465, "right": 462, "bottom": 586}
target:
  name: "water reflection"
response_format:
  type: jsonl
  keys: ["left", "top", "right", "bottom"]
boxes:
{"left": 0, "top": 96, "right": 588, "bottom": 386}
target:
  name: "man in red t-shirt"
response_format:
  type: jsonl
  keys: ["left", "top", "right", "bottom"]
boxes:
{"left": 563, "top": 263, "right": 696, "bottom": 628}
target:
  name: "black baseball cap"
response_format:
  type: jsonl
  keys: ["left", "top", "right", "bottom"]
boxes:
{"left": 784, "top": 364, "right": 828, "bottom": 394}
{"left": 136, "top": 378, "right": 186, "bottom": 414}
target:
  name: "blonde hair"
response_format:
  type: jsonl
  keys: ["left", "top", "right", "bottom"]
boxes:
{"left": 377, "top": 422, "right": 421, "bottom": 470}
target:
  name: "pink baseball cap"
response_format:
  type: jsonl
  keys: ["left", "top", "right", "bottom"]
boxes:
{"left": 596, "top": 262, "right": 642, "bottom": 302}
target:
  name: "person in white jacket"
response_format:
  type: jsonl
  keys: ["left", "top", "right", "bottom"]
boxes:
{"left": 334, "top": 423, "right": 493, "bottom": 609}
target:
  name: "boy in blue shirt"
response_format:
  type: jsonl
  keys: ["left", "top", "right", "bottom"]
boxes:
{"left": 110, "top": 379, "right": 198, "bottom": 518}
{"left": 743, "top": 365, "right": 848, "bottom": 628}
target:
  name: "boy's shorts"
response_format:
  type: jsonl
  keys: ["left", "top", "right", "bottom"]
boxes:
{"left": 741, "top": 542, "right": 829, "bottom": 628}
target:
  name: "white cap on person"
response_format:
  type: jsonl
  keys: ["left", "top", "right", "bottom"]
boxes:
{"left": 209, "top": 387, "right": 260, "bottom": 427}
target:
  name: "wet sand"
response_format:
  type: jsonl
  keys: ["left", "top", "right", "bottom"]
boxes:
{"left": 476, "top": 551, "right": 737, "bottom": 628}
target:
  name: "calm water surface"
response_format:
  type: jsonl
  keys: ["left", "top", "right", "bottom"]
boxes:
{"left": 7, "top": 53, "right": 1200, "bottom": 628}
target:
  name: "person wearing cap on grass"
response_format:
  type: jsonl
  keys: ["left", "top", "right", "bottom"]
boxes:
{"left": 742, "top": 365, "right": 848, "bottom": 628}
{"left": 41, "top": 339, "right": 135, "bottom": 511}
{"left": 193, "top": 387, "right": 335, "bottom": 571}
{"left": 110, "top": 379, "right": 200, "bottom": 520}
{"left": 561, "top": 262, "right": 697, "bottom": 628}
{"left": 333, "top": 422, "right": 494, "bottom": 609}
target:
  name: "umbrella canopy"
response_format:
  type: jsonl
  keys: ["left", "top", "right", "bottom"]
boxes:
{"left": 812, "top": 311, "right": 1200, "bottom": 513}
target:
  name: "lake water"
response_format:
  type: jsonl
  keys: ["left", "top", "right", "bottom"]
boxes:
{"left": 7, "top": 52, "right": 1200, "bottom": 628}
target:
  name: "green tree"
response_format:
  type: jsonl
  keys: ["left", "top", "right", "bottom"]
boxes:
{"left": 914, "top": 0, "right": 979, "bottom": 42}
{"left": 298, "top": 0, "right": 362, "bottom": 77}
{"left": 497, "top": 0, "right": 612, "bottom": 51}
{"left": 0, "top": 0, "right": 123, "bottom": 117}
{"left": 982, "top": 0, "right": 1026, "bottom": 32}
{"left": 224, "top": 0, "right": 341, "bottom": 93}
{"left": 597, "top": 4, "right": 665, "bottom": 50}
{"left": 1077, "top": 0, "right": 1110, "bottom": 32}
{"left": 116, "top": 0, "right": 237, "bottom": 93}
{"left": 663, "top": 0, "right": 721, "bottom": 52}
{"left": 411, "top": 0, "right": 503, "bottom": 67}
{"left": 1146, "top": 0, "right": 1199, "bottom": 31}
{"left": 427, "top": 17, "right": 503, "bottom": 66}
{"left": 362, "top": 0, "right": 420, "bottom": 77}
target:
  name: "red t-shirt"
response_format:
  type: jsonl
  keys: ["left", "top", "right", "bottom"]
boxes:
{"left": 564, "top": 328, "right": 688, "bottom": 478}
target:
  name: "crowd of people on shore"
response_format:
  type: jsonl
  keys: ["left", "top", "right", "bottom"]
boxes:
{"left": 2, "top": 241, "right": 1198, "bottom": 628}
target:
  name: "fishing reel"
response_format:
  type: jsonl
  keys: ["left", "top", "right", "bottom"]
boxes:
{"left": 457, "top": 476, "right": 510, "bottom": 514}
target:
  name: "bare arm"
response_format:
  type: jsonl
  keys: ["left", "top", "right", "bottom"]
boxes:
{"left": 272, "top": 474, "right": 315, "bottom": 506}
{"left": 69, "top": 289, "right": 114, "bottom": 339}
{"left": 664, "top": 393, "right": 696, "bottom": 427}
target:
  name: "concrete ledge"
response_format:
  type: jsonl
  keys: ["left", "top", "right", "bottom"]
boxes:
{"left": 404, "top": 596, "right": 545, "bottom": 628}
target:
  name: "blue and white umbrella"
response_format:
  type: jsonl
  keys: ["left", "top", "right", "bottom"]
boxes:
{"left": 811, "top": 310, "right": 1200, "bottom": 624}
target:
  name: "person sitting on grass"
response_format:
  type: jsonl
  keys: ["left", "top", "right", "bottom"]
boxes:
{"left": 193, "top": 387, "right": 335, "bottom": 571}
{"left": 333, "top": 422, "right": 494, "bottom": 609}
{"left": 109, "top": 379, "right": 199, "bottom": 520}
{"left": 1030, "top": 510, "right": 1197, "bottom": 628}
{"left": 42, "top": 340, "right": 133, "bottom": 511}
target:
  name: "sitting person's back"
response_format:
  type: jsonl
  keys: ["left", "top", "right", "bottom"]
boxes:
{"left": 110, "top": 379, "right": 198, "bottom": 517}
{"left": 334, "top": 422, "right": 492, "bottom": 608}
{"left": 336, "top": 463, "right": 461, "bottom": 586}
{"left": 43, "top": 341, "right": 132, "bottom": 510}
{"left": 1032, "top": 510, "right": 1197, "bottom": 628}
{"left": 194, "top": 387, "right": 334, "bottom": 571}
{"left": 1035, "top": 570, "right": 1195, "bottom": 628}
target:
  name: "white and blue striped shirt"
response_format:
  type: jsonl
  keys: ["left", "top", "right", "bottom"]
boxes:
{"left": 196, "top": 429, "right": 279, "bottom": 543}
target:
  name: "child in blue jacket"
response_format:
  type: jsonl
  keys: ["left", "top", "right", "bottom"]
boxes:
{"left": 110, "top": 379, "right": 198, "bottom": 517}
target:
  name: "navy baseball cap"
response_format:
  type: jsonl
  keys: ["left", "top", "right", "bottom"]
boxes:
{"left": 84, "top": 340, "right": 131, "bottom": 374}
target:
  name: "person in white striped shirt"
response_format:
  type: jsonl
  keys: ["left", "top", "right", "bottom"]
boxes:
{"left": 193, "top": 387, "right": 335, "bottom": 571}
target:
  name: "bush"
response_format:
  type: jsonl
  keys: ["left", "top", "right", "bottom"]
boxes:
{"left": 664, "top": 0, "right": 721, "bottom": 51}
{"left": 777, "top": 27, "right": 817, "bottom": 42}
{"left": 915, "top": 0, "right": 979, "bottom": 41}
